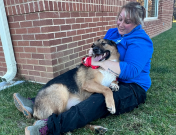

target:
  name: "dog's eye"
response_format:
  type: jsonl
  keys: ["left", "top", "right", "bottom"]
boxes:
{"left": 101, "top": 42, "right": 106, "bottom": 46}
{"left": 91, "top": 43, "right": 95, "bottom": 48}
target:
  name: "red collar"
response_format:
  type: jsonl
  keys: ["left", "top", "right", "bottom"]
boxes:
{"left": 82, "top": 56, "right": 100, "bottom": 69}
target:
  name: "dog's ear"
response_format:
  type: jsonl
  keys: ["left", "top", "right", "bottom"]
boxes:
{"left": 97, "top": 39, "right": 100, "bottom": 42}
{"left": 110, "top": 40, "right": 116, "bottom": 46}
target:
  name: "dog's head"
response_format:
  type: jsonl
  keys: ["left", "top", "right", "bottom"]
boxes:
{"left": 91, "top": 39, "right": 119, "bottom": 62}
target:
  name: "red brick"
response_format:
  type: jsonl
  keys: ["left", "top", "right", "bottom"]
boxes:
{"left": 23, "top": 35, "right": 35, "bottom": 40}
{"left": 63, "top": 49, "right": 73, "bottom": 56}
{"left": 71, "top": 12, "right": 80, "bottom": 17}
{"left": 60, "top": 12, "right": 71, "bottom": 18}
{"left": 28, "top": 27, "right": 40, "bottom": 33}
{"left": 77, "top": 29, "right": 85, "bottom": 35}
{"left": 41, "top": 72, "right": 54, "bottom": 78}
{"left": 14, "top": 47, "right": 24, "bottom": 52}
{"left": 25, "top": 76, "right": 35, "bottom": 81}
{"left": 35, "top": 33, "right": 54, "bottom": 40}
{"left": 34, "top": 65, "right": 46, "bottom": 71}
{"left": 16, "top": 5, "right": 21, "bottom": 14}
{"left": 53, "top": 19, "right": 65, "bottom": 25}
{"left": 20, "top": 4, "right": 25, "bottom": 14}
{"left": 61, "top": 2, "right": 66, "bottom": 11}
{"left": 57, "top": 44, "right": 67, "bottom": 51}
{"left": 16, "top": 58, "right": 26, "bottom": 64}
{"left": 20, "top": 53, "right": 32, "bottom": 58}
{"left": 34, "top": 1, "right": 39, "bottom": 12}
{"left": 29, "top": 71, "right": 40, "bottom": 76}
{"left": 26, "top": 13, "right": 39, "bottom": 20}
{"left": 9, "top": 22, "right": 20, "bottom": 28}
{"left": 37, "top": 48, "right": 50, "bottom": 53}
{"left": 62, "top": 37, "right": 72, "bottom": 44}
{"left": 72, "top": 24, "right": 80, "bottom": 29}
{"left": 11, "top": 35, "right": 22, "bottom": 40}
{"left": 39, "top": 60, "right": 52, "bottom": 66}
{"left": 30, "top": 41, "right": 43, "bottom": 46}
{"left": 57, "top": 1, "right": 62, "bottom": 11}
{"left": 49, "top": 39, "right": 61, "bottom": 46}
{"left": 44, "top": 54, "right": 52, "bottom": 59}
{"left": 27, "top": 58, "right": 38, "bottom": 64}
{"left": 73, "top": 35, "right": 81, "bottom": 41}
{"left": 76, "top": 18, "right": 85, "bottom": 23}
{"left": 39, "top": 12, "right": 59, "bottom": 19}
{"left": 36, "top": 20, "right": 52, "bottom": 26}
{"left": 23, "top": 65, "right": 33, "bottom": 70}
{"left": 65, "top": 60, "right": 74, "bottom": 67}
{"left": 47, "top": 67, "right": 54, "bottom": 72}
{"left": 10, "top": 29, "right": 16, "bottom": 34}
{"left": 29, "top": 2, "right": 34, "bottom": 12}
{"left": 61, "top": 25, "right": 72, "bottom": 31}
{"left": 24, "top": 3, "right": 29, "bottom": 13}
{"left": 24, "top": 47, "right": 37, "bottom": 53}
{"left": 65, "top": 18, "right": 75, "bottom": 24}
{"left": 54, "top": 51, "right": 64, "bottom": 58}
{"left": 12, "top": 6, "right": 16, "bottom": 15}
{"left": 66, "top": 31, "right": 76, "bottom": 37}
{"left": 53, "top": 1, "right": 58, "bottom": 11}
{"left": 39, "top": 1, "right": 44, "bottom": 11}
{"left": 18, "top": 41, "right": 30, "bottom": 46}
{"left": 7, "top": 16, "right": 14, "bottom": 22}
{"left": 41, "top": 26, "right": 60, "bottom": 33}
{"left": 89, "top": 22, "right": 97, "bottom": 27}
{"left": 58, "top": 56, "right": 69, "bottom": 63}
{"left": 81, "top": 23, "right": 89, "bottom": 28}
{"left": 20, "top": 21, "right": 32, "bottom": 28}
{"left": 83, "top": 44, "right": 90, "bottom": 50}
{"left": 60, "top": 68, "right": 69, "bottom": 75}
{"left": 13, "top": 15, "right": 25, "bottom": 22}
{"left": 35, "top": 77, "right": 49, "bottom": 84}
{"left": 44, "top": 1, "right": 49, "bottom": 11}
{"left": 82, "top": 34, "right": 89, "bottom": 39}
{"left": 79, "top": 50, "right": 87, "bottom": 57}
{"left": 8, "top": 7, "right": 13, "bottom": 15}
{"left": 49, "top": 1, "right": 53, "bottom": 11}
{"left": 55, "top": 32, "right": 66, "bottom": 38}
{"left": 32, "top": 53, "right": 44, "bottom": 59}
{"left": 78, "top": 40, "right": 86, "bottom": 46}
{"left": 16, "top": 28, "right": 27, "bottom": 34}
{"left": 74, "top": 46, "right": 82, "bottom": 52}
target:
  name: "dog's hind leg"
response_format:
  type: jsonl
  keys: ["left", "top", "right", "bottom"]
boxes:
{"left": 33, "top": 84, "right": 70, "bottom": 119}
{"left": 85, "top": 124, "right": 108, "bottom": 134}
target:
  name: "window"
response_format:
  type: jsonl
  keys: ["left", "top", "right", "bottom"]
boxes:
{"left": 137, "top": 0, "right": 159, "bottom": 20}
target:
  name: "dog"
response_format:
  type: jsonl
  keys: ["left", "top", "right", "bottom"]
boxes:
{"left": 33, "top": 39, "right": 120, "bottom": 134}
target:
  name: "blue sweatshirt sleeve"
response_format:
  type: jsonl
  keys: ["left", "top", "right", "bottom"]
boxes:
{"left": 119, "top": 35, "right": 153, "bottom": 80}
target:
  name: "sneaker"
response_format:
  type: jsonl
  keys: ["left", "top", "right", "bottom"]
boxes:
{"left": 25, "top": 119, "right": 48, "bottom": 135}
{"left": 13, "top": 93, "right": 33, "bottom": 118}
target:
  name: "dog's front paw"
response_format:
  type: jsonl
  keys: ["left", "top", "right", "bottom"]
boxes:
{"left": 105, "top": 97, "right": 116, "bottom": 114}
{"left": 109, "top": 82, "right": 119, "bottom": 91}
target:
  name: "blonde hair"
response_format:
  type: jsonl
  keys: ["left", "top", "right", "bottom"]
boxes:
{"left": 118, "top": 2, "right": 146, "bottom": 26}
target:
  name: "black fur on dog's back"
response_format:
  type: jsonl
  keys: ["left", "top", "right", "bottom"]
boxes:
{"left": 39, "top": 67, "right": 80, "bottom": 94}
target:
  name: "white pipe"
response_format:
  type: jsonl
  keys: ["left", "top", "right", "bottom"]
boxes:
{"left": 0, "top": 0, "right": 17, "bottom": 82}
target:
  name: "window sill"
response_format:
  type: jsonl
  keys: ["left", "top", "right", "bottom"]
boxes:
{"left": 144, "top": 17, "right": 159, "bottom": 22}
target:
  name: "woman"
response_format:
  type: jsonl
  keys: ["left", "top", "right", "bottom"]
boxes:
{"left": 14, "top": 2, "right": 153, "bottom": 135}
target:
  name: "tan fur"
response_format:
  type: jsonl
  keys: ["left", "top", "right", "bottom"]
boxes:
{"left": 33, "top": 39, "right": 120, "bottom": 121}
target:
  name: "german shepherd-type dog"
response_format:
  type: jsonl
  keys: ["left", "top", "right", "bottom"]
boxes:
{"left": 33, "top": 39, "right": 120, "bottom": 133}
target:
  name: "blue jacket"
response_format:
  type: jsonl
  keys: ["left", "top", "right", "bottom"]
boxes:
{"left": 104, "top": 25, "right": 154, "bottom": 91}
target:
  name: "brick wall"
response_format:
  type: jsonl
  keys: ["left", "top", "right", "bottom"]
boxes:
{"left": 0, "top": 0, "right": 174, "bottom": 83}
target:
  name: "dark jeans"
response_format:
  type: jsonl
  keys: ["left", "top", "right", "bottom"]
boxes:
{"left": 46, "top": 82, "right": 146, "bottom": 135}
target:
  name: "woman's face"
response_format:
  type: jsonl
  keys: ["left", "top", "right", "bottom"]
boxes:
{"left": 117, "top": 9, "right": 137, "bottom": 36}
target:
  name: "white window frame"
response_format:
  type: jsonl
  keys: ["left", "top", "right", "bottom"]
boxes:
{"left": 143, "top": 0, "right": 159, "bottom": 21}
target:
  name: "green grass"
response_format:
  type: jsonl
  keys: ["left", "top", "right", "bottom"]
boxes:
{"left": 1, "top": 23, "right": 176, "bottom": 135}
